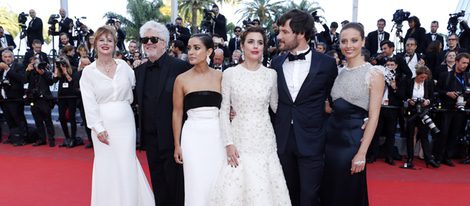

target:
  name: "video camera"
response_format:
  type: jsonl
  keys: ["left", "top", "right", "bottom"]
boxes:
{"left": 391, "top": 9, "right": 410, "bottom": 35}
{"left": 47, "top": 14, "right": 60, "bottom": 35}
{"left": 311, "top": 11, "right": 321, "bottom": 23}
{"left": 455, "top": 86, "right": 470, "bottom": 111}
{"left": 106, "top": 17, "right": 118, "bottom": 26}
{"left": 447, "top": 10, "right": 465, "bottom": 34}
{"left": 18, "top": 12, "right": 28, "bottom": 28}
{"left": 200, "top": 9, "right": 214, "bottom": 33}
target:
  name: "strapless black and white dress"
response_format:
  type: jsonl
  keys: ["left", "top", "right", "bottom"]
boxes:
{"left": 181, "top": 91, "right": 226, "bottom": 206}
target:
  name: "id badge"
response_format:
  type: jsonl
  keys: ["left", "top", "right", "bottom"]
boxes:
{"left": 62, "top": 82, "right": 69, "bottom": 88}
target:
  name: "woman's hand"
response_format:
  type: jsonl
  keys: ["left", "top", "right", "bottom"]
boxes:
{"left": 174, "top": 146, "right": 183, "bottom": 164}
{"left": 226, "top": 144, "right": 240, "bottom": 167}
{"left": 351, "top": 153, "right": 366, "bottom": 175}
{"left": 97, "top": 131, "right": 109, "bottom": 145}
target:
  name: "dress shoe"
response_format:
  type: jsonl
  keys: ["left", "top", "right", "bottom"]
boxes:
{"left": 441, "top": 159, "right": 455, "bottom": 167}
{"left": 32, "top": 140, "right": 46, "bottom": 146}
{"left": 74, "top": 137, "right": 84, "bottom": 146}
{"left": 385, "top": 158, "right": 396, "bottom": 166}
{"left": 67, "top": 141, "right": 76, "bottom": 148}
{"left": 401, "top": 159, "right": 415, "bottom": 169}
{"left": 85, "top": 142, "right": 93, "bottom": 149}
{"left": 460, "top": 158, "right": 470, "bottom": 164}
{"left": 13, "top": 141, "right": 26, "bottom": 146}
{"left": 59, "top": 141, "right": 68, "bottom": 147}
{"left": 3, "top": 139, "right": 12, "bottom": 144}
{"left": 425, "top": 159, "right": 440, "bottom": 168}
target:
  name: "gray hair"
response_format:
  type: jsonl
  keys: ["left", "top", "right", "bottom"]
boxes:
{"left": 214, "top": 48, "right": 224, "bottom": 55}
{"left": 1, "top": 49, "right": 13, "bottom": 56}
{"left": 139, "top": 20, "right": 170, "bottom": 47}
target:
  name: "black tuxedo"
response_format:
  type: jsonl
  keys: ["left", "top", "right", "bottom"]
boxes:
{"left": 23, "top": 51, "right": 48, "bottom": 66}
{"left": 134, "top": 52, "right": 190, "bottom": 206}
{"left": 59, "top": 17, "right": 74, "bottom": 45}
{"left": 228, "top": 36, "right": 241, "bottom": 55}
{"left": 26, "top": 17, "right": 44, "bottom": 48}
{"left": 424, "top": 32, "right": 444, "bottom": 51}
{"left": 271, "top": 51, "right": 337, "bottom": 206}
{"left": 0, "top": 62, "right": 27, "bottom": 139}
{"left": 365, "top": 30, "right": 390, "bottom": 56}
{"left": 404, "top": 27, "right": 427, "bottom": 54}
{"left": 377, "top": 54, "right": 412, "bottom": 80}
{"left": 116, "top": 28, "right": 126, "bottom": 51}
{"left": 0, "top": 34, "right": 17, "bottom": 56}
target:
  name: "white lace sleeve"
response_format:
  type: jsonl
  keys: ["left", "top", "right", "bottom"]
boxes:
{"left": 365, "top": 65, "right": 385, "bottom": 88}
{"left": 220, "top": 69, "right": 234, "bottom": 146}
{"left": 269, "top": 70, "right": 278, "bottom": 113}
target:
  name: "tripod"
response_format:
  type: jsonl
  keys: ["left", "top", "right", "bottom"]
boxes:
{"left": 16, "top": 27, "right": 27, "bottom": 58}
{"left": 48, "top": 34, "right": 58, "bottom": 72}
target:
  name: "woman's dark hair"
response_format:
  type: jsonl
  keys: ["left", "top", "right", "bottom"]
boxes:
{"left": 190, "top": 33, "right": 214, "bottom": 50}
{"left": 277, "top": 9, "right": 314, "bottom": 41}
{"left": 240, "top": 26, "right": 267, "bottom": 48}
{"left": 407, "top": 16, "right": 421, "bottom": 28}
{"left": 415, "top": 65, "right": 431, "bottom": 78}
{"left": 340, "top": 22, "right": 365, "bottom": 40}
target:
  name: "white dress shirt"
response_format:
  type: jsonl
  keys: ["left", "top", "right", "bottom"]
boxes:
{"left": 412, "top": 81, "right": 425, "bottom": 100}
{"left": 282, "top": 47, "right": 312, "bottom": 101}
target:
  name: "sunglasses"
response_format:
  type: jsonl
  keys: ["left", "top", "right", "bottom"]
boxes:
{"left": 140, "top": 36, "right": 162, "bottom": 44}
{"left": 235, "top": 30, "right": 241, "bottom": 32}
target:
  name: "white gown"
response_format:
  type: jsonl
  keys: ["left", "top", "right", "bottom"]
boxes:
{"left": 210, "top": 65, "right": 291, "bottom": 206}
{"left": 80, "top": 59, "right": 155, "bottom": 206}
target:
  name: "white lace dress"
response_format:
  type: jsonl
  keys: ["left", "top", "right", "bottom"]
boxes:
{"left": 210, "top": 64, "right": 291, "bottom": 206}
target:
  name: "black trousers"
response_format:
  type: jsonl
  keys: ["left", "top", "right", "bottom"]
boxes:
{"left": 405, "top": 114, "right": 433, "bottom": 161}
{"left": 369, "top": 107, "right": 399, "bottom": 159}
{"left": 30, "top": 99, "right": 54, "bottom": 141}
{"left": 58, "top": 98, "right": 77, "bottom": 140}
{"left": 77, "top": 98, "right": 92, "bottom": 142}
{"left": 144, "top": 143, "right": 184, "bottom": 206}
{"left": 1, "top": 100, "right": 27, "bottom": 135}
{"left": 434, "top": 111, "right": 466, "bottom": 161}
{"left": 278, "top": 125, "right": 323, "bottom": 206}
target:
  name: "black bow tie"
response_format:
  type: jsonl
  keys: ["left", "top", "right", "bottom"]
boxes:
{"left": 288, "top": 49, "right": 310, "bottom": 61}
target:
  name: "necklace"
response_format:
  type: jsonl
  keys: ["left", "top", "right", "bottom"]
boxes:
{"left": 98, "top": 61, "right": 115, "bottom": 73}
{"left": 344, "top": 62, "right": 370, "bottom": 71}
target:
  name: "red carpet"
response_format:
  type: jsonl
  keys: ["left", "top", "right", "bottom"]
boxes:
{"left": 0, "top": 142, "right": 469, "bottom": 206}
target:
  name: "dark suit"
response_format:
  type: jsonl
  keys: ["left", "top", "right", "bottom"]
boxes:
{"left": 228, "top": 37, "right": 241, "bottom": 56}
{"left": 26, "top": 17, "right": 44, "bottom": 48}
{"left": 403, "top": 78, "right": 435, "bottom": 161}
{"left": 213, "top": 14, "right": 227, "bottom": 41}
{"left": 377, "top": 54, "right": 412, "bottom": 80}
{"left": 404, "top": 27, "right": 427, "bottom": 54}
{"left": 424, "top": 32, "right": 444, "bottom": 51}
{"left": 365, "top": 30, "right": 390, "bottom": 56}
{"left": 23, "top": 51, "right": 48, "bottom": 66}
{"left": 0, "top": 62, "right": 27, "bottom": 142}
{"left": 271, "top": 51, "right": 337, "bottom": 206}
{"left": 59, "top": 17, "right": 74, "bottom": 45}
{"left": 134, "top": 52, "right": 190, "bottom": 206}
{"left": 0, "top": 34, "right": 17, "bottom": 57}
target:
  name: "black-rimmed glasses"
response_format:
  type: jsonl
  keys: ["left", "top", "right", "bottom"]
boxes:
{"left": 140, "top": 36, "right": 162, "bottom": 44}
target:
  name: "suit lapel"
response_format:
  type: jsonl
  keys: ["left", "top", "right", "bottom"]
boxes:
{"left": 277, "top": 54, "right": 294, "bottom": 103}
{"left": 295, "top": 51, "right": 319, "bottom": 102}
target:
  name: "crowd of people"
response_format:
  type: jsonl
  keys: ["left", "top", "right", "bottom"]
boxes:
{"left": 0, "top": 4, "right": 470, "bottom": 206}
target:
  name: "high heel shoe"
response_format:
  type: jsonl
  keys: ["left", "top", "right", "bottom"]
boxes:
{"left": 425, "top": 159, "right": 440, "bottom": 168}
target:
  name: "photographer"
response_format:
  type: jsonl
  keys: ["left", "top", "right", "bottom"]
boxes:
{"left": 114, "top": 20, "right": 126, "bottom": 51}
{"left": 367, "top": 58, "right": 404, "bottom": 165}
{"left": 435, "top": 52, "right": 470, "bottom": 166}
{"left": 53, "top": 57, "right": 81, "bottom": 148}
{"left": 58, "top": 8, "right": 74, "bottom": 45}
{"left": 26, "top": 57, "right": 55, "bottom": 147}
{"left": 459, "top": 20, "right": 470, "bottom": 51}
{"left": 402, "top": 65, "right": 440, "bottom": 168}
{"left": 228, "top": 26, "right": 242, "bottom": 56}
{"left": 26, "top": 9, "right": 44, "bottom": 48}
{"left": 174, "top": 17, "right": 191, "bottom": 45}
{"left": 0, "top": 50, "right": 27, "bottom": 145}
{"left": 23, "top": 39, "right": 48, "bottom": 66}
{"left": 365, "top": 18, "right": 390, "bottom": 57}
{"left": 319, "top": 21, "right": 339, "bottom": 51}
{"left": 211, "top": 4, "right": 227, "bottom": 41}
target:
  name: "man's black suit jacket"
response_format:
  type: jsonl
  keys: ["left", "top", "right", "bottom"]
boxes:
{"left": 271, "top": 50, "right": 337, "bottom": 156}
{"left": 0, "top": 62, "right": 25, "bottom": 100}
{"left": 424, "top": 33, "right": 444, "bottom": 51}
{"left": 26, "top": 17, "right": 44, "bottom": 46}
{"left": 134, "top": 53, "right": 191, "bottom": 152}
{"left": 23, "top": 51, "right": 48, "bottom": 66}
{"left": 365, "top": 30, "right": 390, "bottom": 56}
